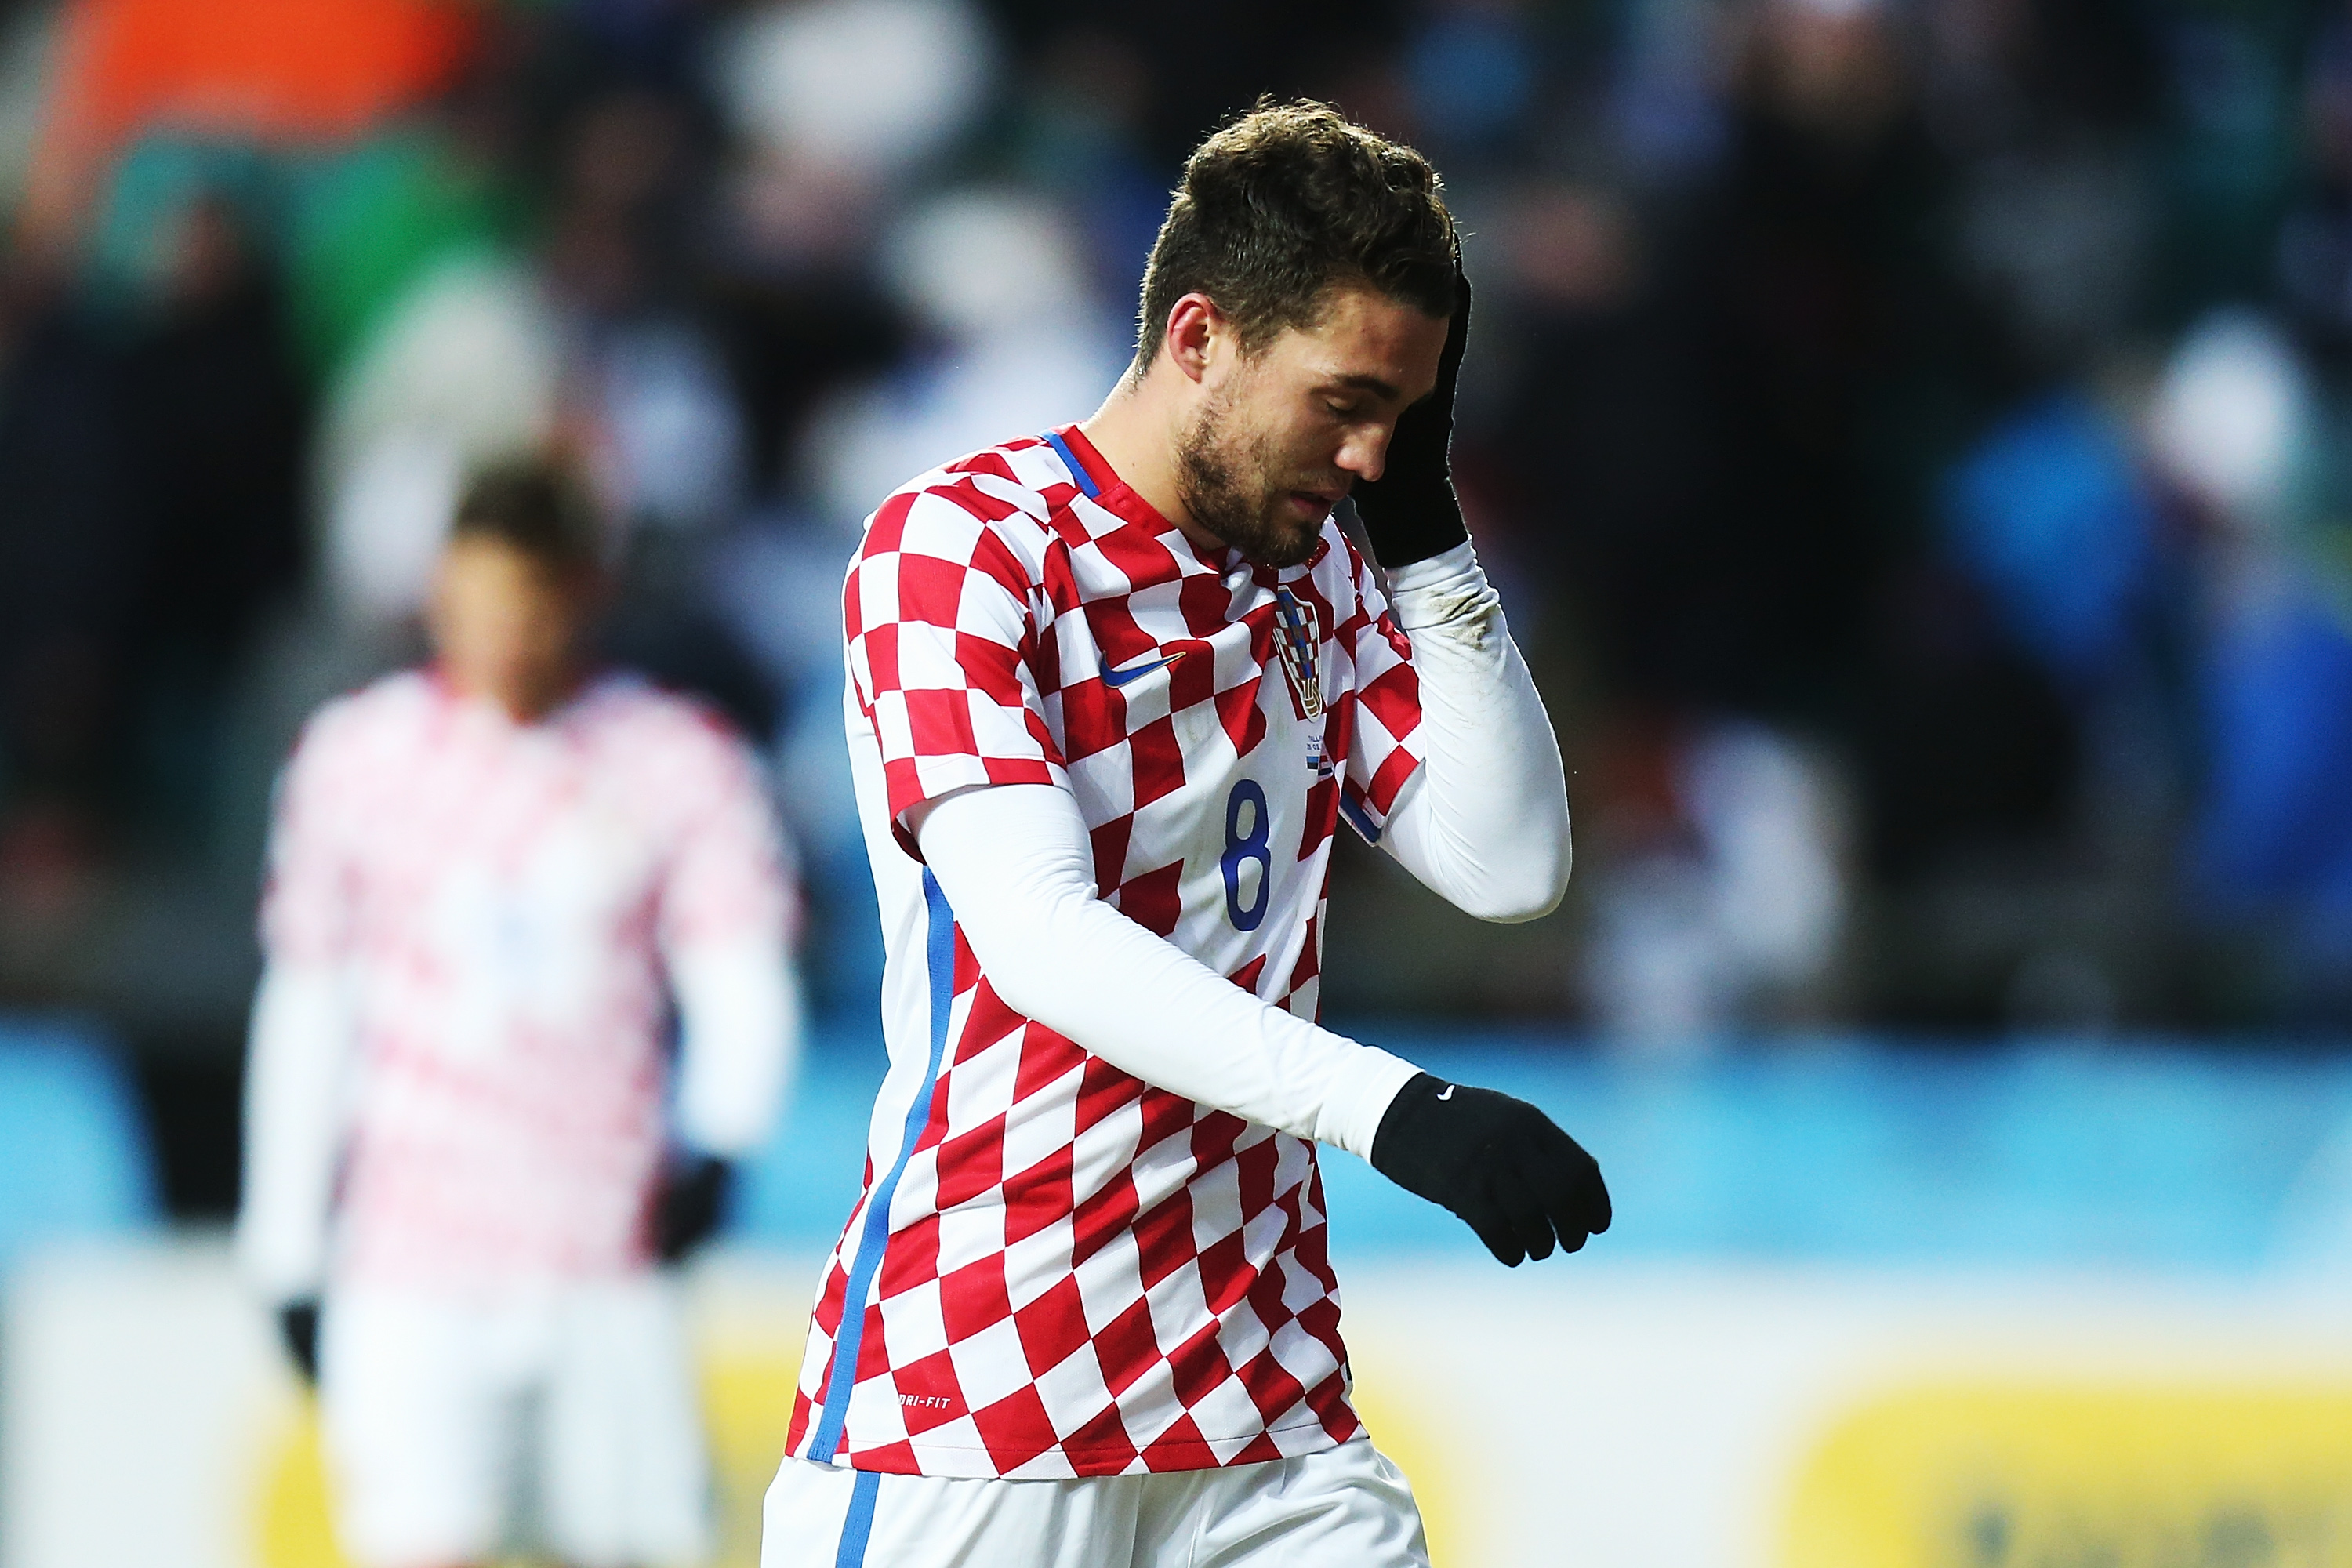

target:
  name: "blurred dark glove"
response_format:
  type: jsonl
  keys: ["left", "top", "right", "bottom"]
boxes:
{"left": 278, "top": 1298, "right": 321, "bottom": 1386}
{"left": 1370, "top": 1072, "right": 1611, "bottom": 1266}
{"left": 1350, "top": 267, "right": 1472, "bottom": 568}
{"left": 650, "top": 1152, "right": 735, "bottom": 1265}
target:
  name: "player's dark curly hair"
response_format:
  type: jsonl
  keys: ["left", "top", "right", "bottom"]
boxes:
{"left": 1134, "top": 99, "right": 1458, "bottom": 365}
{"left": 449, "top": 459, "right": 602, "bottom": 575}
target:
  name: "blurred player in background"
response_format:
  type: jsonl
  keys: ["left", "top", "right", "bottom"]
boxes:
{"left": 763, "top": 102, "right": 1610, "bottom": 1568}
{"left": 236, "top": 461, "right": 804, "bottom": 1568}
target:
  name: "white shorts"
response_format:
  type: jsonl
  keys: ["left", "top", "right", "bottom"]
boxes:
{"left": 319, "top": 1276, "right": 708, "bottom": 1568}
{"left": 758, "top": 1437, "right": 1429, "bottom": 1568}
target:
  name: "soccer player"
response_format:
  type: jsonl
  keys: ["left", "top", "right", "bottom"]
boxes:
{"left": 237, "top": 462, "right": 804, "bottom": 1568}
{"left": 760, "top": 102, "right": 1611, "bottom": 1567}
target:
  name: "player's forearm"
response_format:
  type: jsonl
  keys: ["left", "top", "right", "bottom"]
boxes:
{"left": 1379, "top": 542, "right": 1571, "bottom": 921}
{"left": 913, "top": 784, "right": 1422, "bottom": 1158}
{"left": 235, "top": 963, "right": 355, "bottom": 1300}
{"left": 670, "top": 940, "right": 804, "bottom": 1156}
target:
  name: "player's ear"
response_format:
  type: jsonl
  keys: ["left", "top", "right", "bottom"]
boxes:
{"left": 1163, "top": 293, "right": 1225, "bottom": 384}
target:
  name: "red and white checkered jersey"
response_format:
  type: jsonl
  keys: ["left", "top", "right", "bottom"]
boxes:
{"left": 263, "top": 670, "right": 793, "bottom": 1287}
{"left": 786, "top": 425, "right": 1426, "bottom": 1479}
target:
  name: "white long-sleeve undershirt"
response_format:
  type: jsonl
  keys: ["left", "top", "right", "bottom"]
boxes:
{"left": 913, "top": 542, "right": 1570, "bottom": 1156}
{"left": 917, "top": 784, "right": 1424, "bottom": 1159}
{"left": 1375, "top": 541, "right": 1572, "bottom": 920}
{"left": 235, "top": 963, "right": 358, "bottom": 1301}
{"left": 670, "top": 941, "right": 806, "bottom": 1156}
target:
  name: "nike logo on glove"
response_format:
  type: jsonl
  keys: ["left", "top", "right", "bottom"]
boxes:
{"left": 1102, "top": 650, "right": 1187, "bottom": 688}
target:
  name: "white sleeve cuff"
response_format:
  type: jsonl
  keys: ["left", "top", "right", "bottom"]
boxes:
{"left": 1313, "top": 1045, "right": 1425, "bottom": 1163}
{"left": 1380, "top": 540, "right": 1487, "bottom": 630}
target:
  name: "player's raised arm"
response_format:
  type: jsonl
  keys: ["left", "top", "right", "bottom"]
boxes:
{"left": 1348, "top": 270, "right": 1575, "bottom": 924}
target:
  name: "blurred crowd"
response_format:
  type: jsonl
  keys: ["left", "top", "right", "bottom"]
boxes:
{"left": 3, "top": 0, "right": 2352, "bottom": 1061}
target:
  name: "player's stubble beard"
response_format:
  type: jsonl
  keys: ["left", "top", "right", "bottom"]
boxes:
{"left": 1174, "top": 384, "right": 1328, "bottom": 569}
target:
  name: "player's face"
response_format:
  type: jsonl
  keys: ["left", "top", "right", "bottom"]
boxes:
{"left": 430, "top": 537, "right": 593, "bottom": 721}
{"left": 1178, "top": 283, "right": 1447, "bottom": 567}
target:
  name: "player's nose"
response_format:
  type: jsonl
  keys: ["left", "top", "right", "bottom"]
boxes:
{"left": 1338, "top": 425, "right": 1394, "bottom": 485}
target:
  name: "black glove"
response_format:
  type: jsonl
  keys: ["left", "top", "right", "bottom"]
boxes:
{"left": 1350, "top": 266, "right": 1472, "bottom": 567}
{"left": 650, "top": 1152, "right": 735, "bottom": 1264}
{"left": 278, "top": 1298, "right": 321, "bottom": 1386}
{"left": 1370, "top": 1072, "right": 1611, "bottom": 1266}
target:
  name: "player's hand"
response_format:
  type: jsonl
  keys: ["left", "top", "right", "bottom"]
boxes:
{"left": 650, "top": 1152, "right": 735, "bottom": 1264}
{"left": 278, "top": 1298, "right": 321, "bottom": 1386}
{"left": 1350, "top": 265, "right": 1471, "bottom": 568}
{"left": 1369, "top": 1072, "right": 1610, "bottom": 1265}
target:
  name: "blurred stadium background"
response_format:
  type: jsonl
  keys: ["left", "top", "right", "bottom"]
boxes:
{"left": 6, "top": 0, "right": 2352, "bottom": 1563}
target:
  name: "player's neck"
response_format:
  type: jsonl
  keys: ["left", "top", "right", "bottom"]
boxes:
{"left": 437, "top": 660, "right": 585, "bottom": 725}
{"left": 1078, "top": 365, "right": 1227, "bottom": 561}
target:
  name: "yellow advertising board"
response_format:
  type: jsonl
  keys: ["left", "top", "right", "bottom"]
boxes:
{"left": 1784, "top": 1383, "right": 2352, "bottom": 1567}
{"left": 21, "top": 1246, "right": 2352, "bottom": 1568}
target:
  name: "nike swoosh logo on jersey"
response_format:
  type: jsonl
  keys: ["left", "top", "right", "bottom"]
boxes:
{"left": 1101, "top": 650, "right": 1187, "bottom": 688}
{"left": 1438, "top": 1084, "right": 1457, "bottom": 1100}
